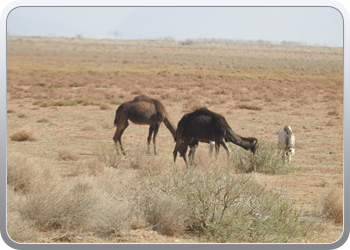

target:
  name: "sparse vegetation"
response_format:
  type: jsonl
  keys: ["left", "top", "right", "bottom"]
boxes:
{"left": 57, "top": 149, "right": 80, "bottom": 161}
{"left": 6, "top": 36, "right": 343, "bottom": 243}
{"left": 7, "top": 149, "right": 315, "bottom": 243}
{"left": 237, "top": 104, "right": 263, "bottom": 111}
{"left": 317, "top": 186, "right": 343, "bottom": 224}
{"left": 232, "top": 140, "right": 295, "bottom": 174}
{"left": 10, "top": 130, "right": 37, "bottom": 142}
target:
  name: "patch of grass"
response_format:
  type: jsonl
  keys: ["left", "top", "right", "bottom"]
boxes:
{"left": 47, "top": 84, "right": 63, "bottom": 89}
{"left": 99, "top": 103, "right": 111, "bottom": 110}
{"left": 71, "top": 158, "right": 105, "bottom": 177}
{"left": 17, "top": 113, "right": 28, "bottom": 118}
{"left": 237, "top": 104, "right": 263, "bottom": 111}
{"left": 142, "top": 166, "right": 314, "bottom": 242}
{"left": 69, "top": 82, "right": 85, "bottom": 87}
{"left": 57, "top": 148, "right": 80, "bottom": 161}
{"left": 317, "top": 187, "right": 343, "bottom": 224}
{"left": 81, "top": 124, "right": 96, "bottom": 131}
{"left": 10, "top": 130, "right": 37, "bottom": 142}
{"left": 19, "top": 177, "right": 97, "bottom": 231}
{"left": 231, "top": 140, "right": 295, "bottom": 174}
{"left": 7, "top": 153, "right": 39, "bottom": 193}
{"left": 37, "top": 118, "right": 50, "bottom": 123}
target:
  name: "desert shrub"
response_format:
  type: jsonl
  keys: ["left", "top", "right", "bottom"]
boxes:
{"left": 237, "top": 104, "right": 263, "bottom": 111}
{"left": 19, "top": 177, "right": 97, "bottom": 231}
{"left": 37, "top": 118, "right": 50, "bottom": 123}
{"left": 317, "top": 187, "right": 343, "bottom": 224}
{"left": 231, "top": 140, "right": 295, "bottom": 174}
{"left": 7, "top": 212, "right": 38, "bottom": 243}
{"left": 10, "top": 130, "right": 37, "bottom": 142}
{"left": 141, "top": 166, "right": 314, "bottom": 242}
{"left": 81, "top": 124, "right": 96, "bottom": 131}
{"left": 57, "top": 148, "right": 79, "bottom": 161}
{"left": 95, "top": 143, "right": 122, "bottom": 168}
{"left": 7, "top": 153, "right": 39, "bottom": 193}
{"left": 17, "top": 113, "right": 28, "bottom": 118}
{"left": 86, "top": 168, "right": 140, "bottom": 237}
{"left": 71, "top": 158, "right": 105, "bottom": 176}
{"left": 99, "top": 103, "right": 111, "bottom": 110}
{"left": 69, "top": 82, "right": 85, "bottom": 87}
{"left": 136, "top": 191, "right": 190, "bottom": 236}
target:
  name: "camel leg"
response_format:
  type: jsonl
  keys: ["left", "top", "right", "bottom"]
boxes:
{"left": 181, "top": 142, "right": 189, "bottom": 166}
{"left": 173, "top": 140, "right": 183, "bottom": 163}
{"left": 147, "top": 125, "right": 155, "bottom": 155}
{"left": 209, "top": 141, "right": 215, "bottom": 155}
{"left": 282, "top": 151, "right": 286, "bottom": 164}
{"left": 214, "top": 138, "right": 221, "bottom": 158}
{"left": 173, "top": 140, "right": 189, "bottom": 166}
{"left": 221, "top": 140, "right": 231, "bottom": 158}
{"left": 152, "top": 123, "right": 160, "bottom": 155}
{"left": 113, "top": 121, "right": 129, "bottom": 155}
{"left": 188, "top": 143, "right": 198, "bottom": 166}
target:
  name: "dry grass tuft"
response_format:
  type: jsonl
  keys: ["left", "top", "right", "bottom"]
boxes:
{"left": 18, "top": 113, "right": 28, "bottom": 118}
{"left": 237, "top": 103, "right": 263, "bottom": 111}
{"left": 99, "top": 103, "right": 111, "bottom": 110}
{"left": 81, "top": 124, "right": 96, "bottom": 131}
{"left": 10, "top": 130, "right": 37, "bottom": 142}
{"left": 327, "top": 109, "right": 340, "bottom": 117}
{"left": 7, "top": 152, "right": 39, "bottom": 193}
{"left": 71, "top": 158, "right": 105, "bottom": 176}
{"left": 317, "top": 187, "right": 343, "bottom": 224}
{"left": 37, "top": 118, "right": 50, "bottom": 123}
{"left": 57, "top": 148, "right": 80, "bottom": 161}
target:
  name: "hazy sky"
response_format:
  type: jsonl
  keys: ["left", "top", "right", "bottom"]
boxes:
{"left": 7, "top": 6, "right": 344, "bottom": 47}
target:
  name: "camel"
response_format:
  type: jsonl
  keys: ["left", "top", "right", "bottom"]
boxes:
{"left": 173, "top": 108, "right": 259, "bottom": 165}
{"left": 113, "top": 95, "right": 176, "bottom": 155}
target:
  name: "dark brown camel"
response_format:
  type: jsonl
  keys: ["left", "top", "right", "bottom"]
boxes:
{"left": 173, "top": 107, "right": 259, "bottom": 165}
{"left": 113, "top": 95, "right": 176, "bottom": 155}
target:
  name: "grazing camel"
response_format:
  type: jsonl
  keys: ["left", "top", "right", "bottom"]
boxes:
{"left": 173, "top": 108, "right": 259, "bottom": 165}
{"left": 113, "top": 95, "right": 176, "bottom": 155}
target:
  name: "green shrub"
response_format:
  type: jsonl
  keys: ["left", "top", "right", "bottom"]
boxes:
{"left": 231, "top": 140, "right": 295, "bottom": 174}
{"left": 141, "top": 166, "right": 314, "bottom": 243}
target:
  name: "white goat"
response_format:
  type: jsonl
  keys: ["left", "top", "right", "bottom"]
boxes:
{"left": 277, "top": 125, "right": 295, "bottom": 164}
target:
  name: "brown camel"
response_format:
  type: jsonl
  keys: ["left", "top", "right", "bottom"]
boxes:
{"left": 113, "top": 95, "right": 176, "bottom": 155}
{"left": 173, "top": 107, "right": 259, "bottom": 165}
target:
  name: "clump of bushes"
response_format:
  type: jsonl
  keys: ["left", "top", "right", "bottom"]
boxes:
{"left": 10, "top": 130, "right": 37, "bottom": 142}
{"left": 231, "top": 140, "right": 295, "bottom": 174}
{"left": 317, "top": 187, "right": 343, "bottom": 224}
{"left": 141, "top": 166, "right": 314, "bottom": 242}
{"left": 237, "top": 104, "right": 263, "bottom": 111}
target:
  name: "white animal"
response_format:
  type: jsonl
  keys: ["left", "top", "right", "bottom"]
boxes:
{"left": 277, "top": 125, "right": 295, "bottom": 164}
